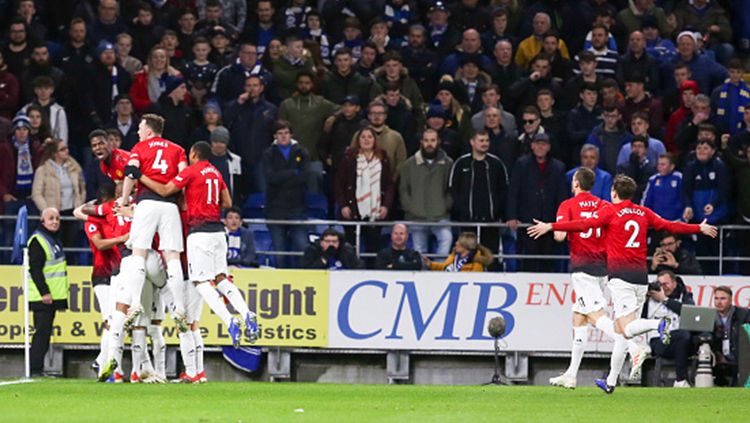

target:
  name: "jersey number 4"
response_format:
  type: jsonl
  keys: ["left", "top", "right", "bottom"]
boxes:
{"left": 151, "top": 149, "right": 169, "bottom": 175}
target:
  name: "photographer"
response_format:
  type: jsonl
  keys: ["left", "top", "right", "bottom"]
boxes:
{"left": 650, "top": 233, "right": 702, "bottom": 275}
{"left": 302, "top": 228, "right": 363, "bottom": 270}
{"left": 643, "top": 270, "right": 695, "bottom": 387}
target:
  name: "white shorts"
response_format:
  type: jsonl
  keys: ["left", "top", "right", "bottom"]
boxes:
{"left": 127, "top": 200, "right": 184, "bottom": 252}
{"left": 607, "top": 278, "right": 648, "bottom": 319}
{"left": 185, "top": 282, "right": 204, "bottom": 324}
{"left": 114, "top": 252, "right": 166, "bottom": 305}
{"left": 571, "top": 272, "right": 607, "bottom": 315}
{"left": 144, "top": 250, "right": 166, "bottom": 288}
{"left": 135, "top": 283, "right": 163, "bottom": 327}
{"left": 187, "top": 232, "right": 228, "bottom": 282}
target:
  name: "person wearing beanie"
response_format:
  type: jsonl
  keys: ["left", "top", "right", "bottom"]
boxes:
{"left": 190, "top": 100, "right": 223, "bottom": 145}
{"left": 84, "top": 40, "right": 132, "bottom": 128}
{"left": 147, "top": 76, "right": 196, "bottom": 148}
{"left": 664, "top": 31, "right": 727, "bottom": 95}
{"left": 207, "top": 125, "right": 242, "bottom": 200}
{"left": 0, "top": 114, "right": 43, "bottom": 219}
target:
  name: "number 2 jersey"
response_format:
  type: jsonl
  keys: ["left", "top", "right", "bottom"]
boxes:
{"left": 556, "top": 191, "right": 607, "bottom": 277}
{"left": 128, "top": 137, "right": 187, "bottom": 202}
{"left": 552, "top": 200, "right": 701, "bottom": 285}
{"left": 171, "top": 160, "right": 227, "bottom": 233}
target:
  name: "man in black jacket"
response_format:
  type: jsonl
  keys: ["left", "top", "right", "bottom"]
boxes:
{"left": 449, "top": 130, "right": 508, "bottom": 268}
{"left": 375, "top": 224, "right": 423, "bottom": 270}
{"left": 28, "top": 208, "right": 68, "bottom": 377}
{"left": 506, "top": 132, "right": 567, "bottom": 272}
{"left": 147, "top": 76, "right": 196, "bottom": 149}
{"left": 650, "top": 233, "right": 702, "bottom": 275}
{"left": 302, "top": 228, "right": 363, "bottom": 270}
{"left": 711, "top": 285, "right": 750, "bottom": 386}
{"left": 261, "top": 120, "right": 310, "bottom": 268}
{"left": 643, "top": 270, "right": 695, "bottom": 387}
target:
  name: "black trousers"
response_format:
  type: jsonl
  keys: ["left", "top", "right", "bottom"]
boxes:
{"left": 650, "top": 329, "right": 692, "bottom": 381}
{"left": 518, "top": 231, "right": 555, "bottom": 272}
{"left": 30, "top": 308, "right": 56, "bottom": 374}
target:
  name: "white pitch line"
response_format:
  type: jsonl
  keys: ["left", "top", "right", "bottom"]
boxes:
{"left": 0, "top": 379, "right": 37, "bottom": 386}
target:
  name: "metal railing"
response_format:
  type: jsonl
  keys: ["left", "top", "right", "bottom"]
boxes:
{"left": 1, "top": 215, "right": 748, "bottom": 275}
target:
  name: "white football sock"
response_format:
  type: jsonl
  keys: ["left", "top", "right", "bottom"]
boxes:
{"left": 166, "top": 259, "right": 186, "bottom": 314}
{"left": 96, "top": 328, "right": 110, "bottom": 369}
{"left": 195, "top": 282, "right": 233, "bottom": 326}
{"left": 178, "top": 331, "right": 197, "bottom": 377}
{"left": 124, "top": 255, "right": 146, "bottom": 308}
{"left": 606, "top": 335, "right": 628, "bottom": 387}
{"left": 108, "top": 310, "right": 127, "bottom": 369}
{"left": 160, "top": 284, "right": 176, "bottom": 314}
{"left": 624, "top": 319, "right": 660, "bottom": 338}
{"left": 192, "top": 329, "right": 204, "bottom": 374}
{"left": 566, "top": 326, "right": 588, "bottom": 377}
{"left": 596, "top": 316, "right": 642, "bottom": 353}
{"left": 148, "top": 325, "right": 166, "bottom": 378}
{"left": 131, "top": 328, "right": 149, "bottom": 376}
{"left": 216, "top": 279, "right": 252, "bottom": 316}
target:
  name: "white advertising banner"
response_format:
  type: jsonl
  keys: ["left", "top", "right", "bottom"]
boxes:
{"left": 328, "top": 271, "right": 750, "bottom": 352}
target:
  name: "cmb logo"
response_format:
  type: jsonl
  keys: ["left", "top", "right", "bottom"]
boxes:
{"left": 329, "top": 272, "right": 519, "bottom": 350}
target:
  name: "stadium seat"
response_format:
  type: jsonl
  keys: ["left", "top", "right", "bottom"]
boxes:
{"left": 250, "top": 224, "right": 276, "bottom": 267}
{"left": 306, "top": 193, "right": 329, "bottom": 219}
{"left": 243, "top": 193, "right": 266, "bottom": 219}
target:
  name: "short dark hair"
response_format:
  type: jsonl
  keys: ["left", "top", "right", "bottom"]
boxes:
{"left": 728, "top": 57, "right": 744, "bottom": 71}
{"left": 591, "top": 23, "right": 609, "bottom": 35}
{"left": 382, "top": 51, "right": 403, "bottom": 64}
{"left": 631, "top": 134, "right": 649, "bottom": 148}
{"left": 574, "top": 167, "right": 596, "bottom": 191}
{"left": 191, "top": 141, "right": 212, "bottom": 160}
{"left": 97, "top": 184, "right": 116, "bottom": 202}
{"left": 714, "top": 285, "right": 732, "bottom": 296}
{"left": 659, "top": 152, "right": 677, "bottom": 166}
{"left": 205, "top": 0, "right": 222, "bottom": 9}
{"left": 32, "top": 75, "right": 54, "bottom": 89}
{"left": 88, "top": 129, "right": 108, "bottom": 141}
{"left": 600, "top": 78, "right": 619, "bottom": 90}
{"left": 384, "top": 81, "right": 400, "bottom": 93}
{"left": 612, "top": 174, "right": 637, "bottom": 200}
{"left": 138, "top": 1, "right": 153, "bottom": 13}
{"left": 225, "top": 205, "right": 242, "bottom": 218}
{"left": 521, "top": 105, "right": 540, "bottom": 118}
{"left": 274, "top": 119, "right": 292, "bottom": 134}
{"left": 334, "top": 47, "right": 352, "bottom": 58}
{"left": 674, "top": 62, "right": 690, "bottom": 72}
{"left": 193, "top": 36, "right": 209, "bottom": 45}
{"left": 696, "top": 138, "right": 716, "bottom": 150}
{"left": 697, "top": 123, "right": 717, "bottom": 136}
{"left": 473, "top": 129, "right": 489, "bottom": 139}
{"left": 141, "top": 113, "right": 165, "bottom": 135}
{"left": 657, "top": 269, "right": 677, "bottom": 281}
{"left": 321, "top": 227, "right": 342, "bottom": 241}
{"left": 296, "top": 69, "right": 315, "bottom": 81}
{"left": 631, "top": 111, "right": 650, "bottom": 124}
{"left": 578, "top": 51, "right": 596, "bottom": 63}
{"left": 581, "top": 82, "right": 599, "bottom": 93}
{"left": 536, "top": 88, "right": 553, "bottom": 99}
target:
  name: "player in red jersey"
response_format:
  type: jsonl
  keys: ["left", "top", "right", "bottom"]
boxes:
{"left": 529, "top": 175, "right": 717, "bottom": 393}
{"left": 138, "top": 141, "right": 259, "bottom": 383}
{"left": 118, "top": 114, "right": 188, "bottom": 329}
{"left": 90, "top": 129, "right": 129, "bottom": 181}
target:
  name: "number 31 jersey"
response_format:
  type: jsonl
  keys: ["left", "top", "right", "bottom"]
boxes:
{"left": 171, "top": 160, "right": 227, "bottom": 232}
{"left": 556, "top": 191, "right": 608, "bottom": 277}
{"left": 129, "top": 136, "right": 187, "bottom": 202}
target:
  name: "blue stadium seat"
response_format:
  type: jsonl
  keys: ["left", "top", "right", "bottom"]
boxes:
{"left": 250, "top": 224, "right": 276, "bottom": 267}
{"left": 243, "top": 193, "right": 266, "bottom": 219}
{"left": 306, "top": 193, "right": 329, "bottom": 219}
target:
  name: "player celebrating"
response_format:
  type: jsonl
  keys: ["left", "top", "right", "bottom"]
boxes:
{"left": 119, "top": 114, "right": 188, "bottom": 327}
{"left": 90, "top": 129, "right": 129, "bottom": 182}
{"left": 548, "top": 168, "right": 647, "bottom": 389}
{"left": 137, "top": 141, "right": 259, "bottom": 383}
{"left": 528, "top": 175, "right": 717, "bottom": 393}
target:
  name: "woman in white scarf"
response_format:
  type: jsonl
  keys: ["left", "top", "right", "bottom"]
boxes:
{"left": 335, "top": 128, "right": 395, "bottom": 258}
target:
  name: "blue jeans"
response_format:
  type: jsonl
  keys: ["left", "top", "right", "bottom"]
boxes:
{"left": 411, "top": 221, "right": 453, "bottom": 257}
{"left": 268, "top": 222, "right": 309, "bottom": 268}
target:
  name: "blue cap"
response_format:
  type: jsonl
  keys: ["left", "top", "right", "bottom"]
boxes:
{"left": 164, "top": 75, "right": 186, "bottom": 96}
{"left": 96, "top": 40, "right": 115, "bottom": 57}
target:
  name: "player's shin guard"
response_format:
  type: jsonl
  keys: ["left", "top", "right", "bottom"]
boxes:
{"left": 606, "top": 335, "right": 628, "bottom": 387}
{"left": 123, "top": 255, "right": 147, "bottom": 308}
{"left": 166, "top": 259, "right": 186, "bottom": 314}
{"left": 148, "top": 325, "right": 166, "bottom": 378}
{"left": 624, "top": 319, "right": 660, "bottom": 338}
{"left": 216, "top": 279, "right": 252, "bottom": 316}
{"left": 178, "top": 331, "right": 197, "bottom": 377}
{"left": 192, "top": 329, "right": 204, "bottom": 374}
{"left": 566, "top": 326, "right": 588, "bottom": 377}
{"left": 195, "top": 282, "right": 233, "bottom": 326}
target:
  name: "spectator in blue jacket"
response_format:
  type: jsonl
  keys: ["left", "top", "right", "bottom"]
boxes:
{"left": 642, "top": 153, "right": 684, "bottom": 221}
{"left": 681, "top": 139, "right": 731, "bottom": 225}
{"left": 438, "top": 29, "right": 492, "bottom": 78}
{"left": 710, "top": 58, "right": 750, "bottom": 135}
{"left": 617, "top": 112, "right": 666, "bottom": 167}
{"left": 565, "top": 144, "right": 612, "bottom": 201}
{"left": 642, "top": 15, "right": 676, "bottom": 66}
{"left": 663, "top": 32, "right": 727, "bottom": 95}
{"left": 587, "top": 106, "right": 631, "bottom": 175}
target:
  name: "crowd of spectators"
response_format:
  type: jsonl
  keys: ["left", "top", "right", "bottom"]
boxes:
{"left": 1, "top": 0, "right": 750, "bottom": 273}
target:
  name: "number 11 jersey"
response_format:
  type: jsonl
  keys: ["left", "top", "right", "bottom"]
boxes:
{"left": 171, "top": 160, "right": 227, "bottom": 233}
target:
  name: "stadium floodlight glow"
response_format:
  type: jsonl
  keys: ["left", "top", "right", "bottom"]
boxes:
{"left": 484, "top": 316, "right": 511, "bottom": 386}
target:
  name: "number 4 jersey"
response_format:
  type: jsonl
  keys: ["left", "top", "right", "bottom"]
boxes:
{"left": 556, "top": 191, "right": 608, "bottom": 277}
{"left": 552, "top": 199, "right": 701, "bottom": 285}
{"left": 171, "top": 160, "right": 227, "bottom": 233}
{"left": 129, "top": 137, "right": 187, "bottom": 202}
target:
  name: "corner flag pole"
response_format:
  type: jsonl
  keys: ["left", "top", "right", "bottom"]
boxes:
{"left": 23, "top": 247, "right": 30, "bottom": 379}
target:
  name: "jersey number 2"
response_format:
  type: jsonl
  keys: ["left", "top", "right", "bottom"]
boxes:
{"left": 624, "top": 220, "right": 641, "bottom": 248}
{"left": 205, "top": 179, "right": 219, "bottom": 204}
{"left": 151, "top": 150, "right": 169, "bottom": 175}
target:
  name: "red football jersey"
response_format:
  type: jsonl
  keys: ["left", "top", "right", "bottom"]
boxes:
{"left": 556, "top": 192, "right": 608, "bottom": 276}
{"left": 85, "top": 216, "right": 122, "bottom": 280}
{"left": 552, "top": 200, "right": 701, "bottom": 285}
{"left": 100, "top": 148, "right": 130, "bottom": 181}
{"left": 96, "top": 200, "right": 131, "bottom": 238}
{"left": 129, "top": 137, "right": 186, "bottom": 201}
{"left": 171, "top": 160, "right": 227, "bottom": 230}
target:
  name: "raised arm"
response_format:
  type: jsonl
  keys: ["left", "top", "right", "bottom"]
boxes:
{"left": 647, "top": 208, "right": 717, "bottom": 237}
{"left": 139, "top": 173, "right": 180, "bottom": 198}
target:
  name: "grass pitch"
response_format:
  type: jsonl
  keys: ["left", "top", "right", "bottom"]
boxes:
{"left": 0, "top": 379, "right": 747, "bottom": 422}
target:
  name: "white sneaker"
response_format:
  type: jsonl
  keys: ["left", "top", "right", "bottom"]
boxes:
{"left": 549, "top": 373, "right": 577, "bottom": 389}
{"left": 673, "top": 379, "right": 691, "bottom": 388}
{"left": 629, "top": 345, "right": 651, "bottom": 381}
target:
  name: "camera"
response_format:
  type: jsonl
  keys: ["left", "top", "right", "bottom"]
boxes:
{"left": 648, "top": 281, "right": 662, "bottom": 291}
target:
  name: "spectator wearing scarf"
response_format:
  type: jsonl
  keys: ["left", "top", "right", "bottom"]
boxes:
{"left": 0, "top": 115, "right": 43, "bottom": 212}
{"left": 425, "top": 232, "right": 493, "bottom": 272}
{"left": 712, "top": 58, "right": 750, "bottom": 135}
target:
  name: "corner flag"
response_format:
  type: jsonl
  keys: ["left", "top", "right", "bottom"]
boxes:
{"left": 11, "top": 205, "right": 28, "bottom": 264}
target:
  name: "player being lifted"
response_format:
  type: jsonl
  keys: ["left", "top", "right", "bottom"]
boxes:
{"left": 137, "top": 141, "right": 259, "bottom": 382}
{"left": 119, "top": 114, "right": 189, "bottom": 328}
{"left": 528, "top": 175, "right": 717, "bottom": 393}
{"left": 548, "top": 168, "right": 647, "bottom": 389}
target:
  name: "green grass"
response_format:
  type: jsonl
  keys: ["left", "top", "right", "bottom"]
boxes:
{"left": 0, "top": 379, "right": 747, "bottom": 422}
